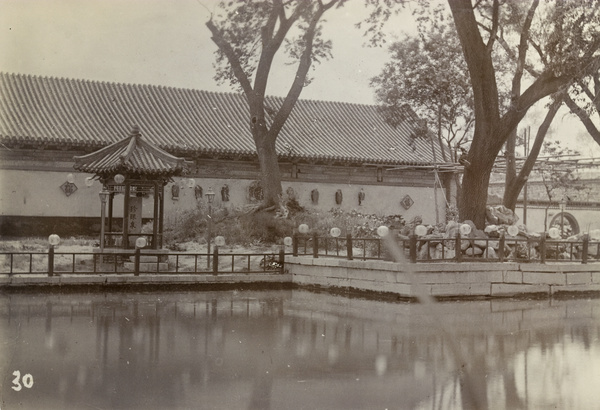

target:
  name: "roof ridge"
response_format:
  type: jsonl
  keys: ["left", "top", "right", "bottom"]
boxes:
{"left": 0, "top": 71, "right": 378, "bottom": 108}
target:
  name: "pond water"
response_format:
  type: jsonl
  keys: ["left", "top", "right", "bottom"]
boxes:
{"left": 1, "top": 289, "right": 599, "bottom": 410}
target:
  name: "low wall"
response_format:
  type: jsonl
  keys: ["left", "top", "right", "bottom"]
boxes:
{"left": 287, "top": 256, "right": 600, "bottom": 298}
{"left": 0, "top": 273, "right": 292, "bottom": 291}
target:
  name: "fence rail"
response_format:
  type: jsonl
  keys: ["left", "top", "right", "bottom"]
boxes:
{"left": 292, "top": 233, "right": 600, "bottom": 264}
{"left": 0, "top": 247, "right": 286, "bottom": 276}
{"left": 2, "top": 233, "right": 598, "bottom": 277}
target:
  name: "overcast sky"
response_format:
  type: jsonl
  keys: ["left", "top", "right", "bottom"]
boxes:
{"left": 0, "top": 0, "right": 417, "bottom": 104}
{"left": 1, "top": 0, "right": 599, "bottom": 157}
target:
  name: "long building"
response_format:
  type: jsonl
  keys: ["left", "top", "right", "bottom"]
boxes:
{"left": 0, "top": 73, "right": 457, "bottom": 236}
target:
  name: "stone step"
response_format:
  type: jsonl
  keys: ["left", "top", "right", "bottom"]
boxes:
{"left": 123, "top": 262, "right": 170, "bottom": 272}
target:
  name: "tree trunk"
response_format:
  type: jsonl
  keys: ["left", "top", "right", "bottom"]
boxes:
{"left": 460, "top": 154, "right": 495, "bottom": 227}
{"left": 256, "top": 138, "right": 282, "bottom": 207}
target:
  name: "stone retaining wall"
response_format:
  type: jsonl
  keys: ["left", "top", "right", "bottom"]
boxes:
{"left": 286, "top": 256, "right": 600, "bottom": 298}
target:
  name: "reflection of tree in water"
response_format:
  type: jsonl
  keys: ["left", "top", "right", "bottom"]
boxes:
{"left": 2, "top": 292, "right": 600, "bottom": 409}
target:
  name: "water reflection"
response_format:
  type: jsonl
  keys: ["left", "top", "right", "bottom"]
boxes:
{"left": 1, "top": 290, "right": 599, "bottom": 409}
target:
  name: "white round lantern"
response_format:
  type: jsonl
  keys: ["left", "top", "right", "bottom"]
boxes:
{"left": 548, "top": 227, "right": 560, "bottom": 239}
{"left": 298, "top": 224, "right": 309, "bottom": 234}
{"left": 85, "top": 176, "right": 94, "bottom": 187}
{"left": 66, "top": 173, "right": 75, "bottom": 184}
{"left": 135, "top": 237, "right": 147, "bottom": 249}
{"left": 377, "top": 225, "right": 390, "bottom": 237}
{"left": 414, "top": 224, "right": 428, "bottom": 237}
{"left": 187, "top": 178, "right": 196, "bottom": 188}
{"left": 330, "top": 227, "right": 341, "bottom": 238}
{"left": 507, "top": 225, "right": 519, "bottom": 237}
{"left": 459, "top": 223, "right": 472, "bottom": 236}
{"left": 114, "top": 174, "right": 125, "bottom": 184}
{"left": 283, "top": 236, "right": 293, "bottom": 246}
{"left": 48, "top": 234, "right": 61, "bottom": 246}
{"left": 215, "top": 236, "right": 226, "bottom": 246}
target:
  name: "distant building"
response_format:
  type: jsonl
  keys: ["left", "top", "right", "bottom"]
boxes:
{"left": 0, "top": 73, "right": 457, "bottom": 236}
{"left": 489, "top": 168, "right": 600, "bottom": 234}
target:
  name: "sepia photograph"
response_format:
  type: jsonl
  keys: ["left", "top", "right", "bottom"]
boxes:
{"left": 1, "top": 0, "right": 600, "bottom": 408}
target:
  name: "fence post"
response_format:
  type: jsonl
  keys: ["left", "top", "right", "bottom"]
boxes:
{"left": 134, "top": 247, "right": 141, "bottom": 276}
{"left": 346, "top": 234, "right": 353, "bottom": 260}
{"left": 409, "top": 234, "right": 417, "bottom": 263}
{"left": 498, "top": 233, "right": 505, "bottom": 262}
{"left": 213, "top": 247, "right": 219, "bottom": 275}
{"left": 455, "top": 233, "right": 462, "bottom": 262}
{"left": 539, "top": 236, "right": 546, "bottom": 264}
{"left": 582, "top": 234, "right": 589, "bottom": 264}
{"left": 279, "top": 247, "right": 285, "bottom": 274}
{"left": 48, "top": 245, "right": 54, "bottom": 277}
{"left": 292, "top": 233, "right": 298, "bottom": 257}
{"left": 312, "top": 232, "right": 319, "bottom": 259}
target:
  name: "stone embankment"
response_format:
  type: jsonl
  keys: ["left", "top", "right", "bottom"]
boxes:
{"left": 286, "top": 256, "right": 600, "bottom": 299}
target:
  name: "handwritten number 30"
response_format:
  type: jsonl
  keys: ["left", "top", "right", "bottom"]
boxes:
{"left": 12, "top": 370, "right": 34, "bottom": 391}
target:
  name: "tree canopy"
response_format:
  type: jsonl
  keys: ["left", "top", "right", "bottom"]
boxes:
{"left": 370, "top": 5, "right": 473, "bottom": 164}
{"left": 447, "top": 0, "right": 600, "bottom": 227}
{"left": 206, "top": 0, "right": 342, "bottom": 207}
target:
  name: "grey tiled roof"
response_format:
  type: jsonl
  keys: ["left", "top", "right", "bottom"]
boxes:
{"left": 0, "top": 72, "right": 441, "bottom": 165}
{"left": 73, "top": 125, "right": 191, "bottom": 176}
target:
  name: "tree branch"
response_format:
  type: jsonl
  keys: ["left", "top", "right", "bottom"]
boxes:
{"left": 254, "top": 1, "right": 309, "bottom": 98}
{"left": 206, "top": 18, "right": 254, "bottom": 98}
{"left": 485, "top": 0, "right": 499, "bottom": 52}
{"left": 511, "top": 0, "right": 539, "bottom": 101}
{"left": 477, "top": 21, "right": 541, "bottom": 77}
{"left": 563, "top": 93, "right": 600, "bottom": 145}
{"left": 269, "top": 0, "right": 338, "bottom": 138}
{"left": 516, "top": 95, "right": 562, "bottom": 186}
{"left": 528, "top": 38, "right": 548, "bottom": 66}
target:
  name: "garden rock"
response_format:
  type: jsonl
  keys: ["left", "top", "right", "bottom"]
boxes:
{"left": 465, "top": 247, "right": 483, "bottom": 256}
{"left": 485, "top": 247, "right": 497, "bottom": 259}
{"left": 486, "top": 205, "right": 519, "bottom": 225}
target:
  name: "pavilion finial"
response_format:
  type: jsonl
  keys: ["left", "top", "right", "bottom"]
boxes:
{"left": 131, "top": 125, "right": 141, "bottom": 137}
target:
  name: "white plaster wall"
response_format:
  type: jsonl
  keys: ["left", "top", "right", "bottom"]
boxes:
{"left": 0, "top": 169, "right": 447, "bottom": 225}
{"left": 0, "top": 170, "right": 105, "bottom": 217}
{"left": 513, "top": 206, "right": 600, "bottom": 233}
{"left": 166, "top": 177, "right": 445, "bottom": 225}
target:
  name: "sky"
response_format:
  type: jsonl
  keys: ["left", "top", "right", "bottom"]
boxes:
{"left": 1, "top": 0, "right": 599, "bottom": 158}
{"left": 0, "top": 0, "right": 414, "bottom": 104}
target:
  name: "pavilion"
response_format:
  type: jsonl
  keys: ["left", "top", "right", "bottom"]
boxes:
{"left": 73, "top": 125, "right": 192, "bottom": 250}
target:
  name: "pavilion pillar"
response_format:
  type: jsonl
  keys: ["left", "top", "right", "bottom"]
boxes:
{"left": 159, "top": 184, "right": 165, "bottom": 248}
{"left": 123, "top": 182, "right": 130, "bottom": 249}
{"left": 108, "top": 192, "right": 114, "bottom": 233}
{"left": 152, "top": 182, "right": 159, "bottom": 249}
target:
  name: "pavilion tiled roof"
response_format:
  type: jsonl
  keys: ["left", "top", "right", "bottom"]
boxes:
{"left": 0, "top": 72, "right": 443, "bottom": 166}
{"left": 73, "top": 125, "right": 191, "bottom": 176}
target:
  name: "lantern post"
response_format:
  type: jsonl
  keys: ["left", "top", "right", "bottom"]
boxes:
{"left": 205, "top": 187, "right": 215, "bottom": 269}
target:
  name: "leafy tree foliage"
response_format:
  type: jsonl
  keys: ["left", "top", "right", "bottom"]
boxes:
{"left": 370, "top": 5, "right": 473, "bottom": 165}
{"left": 206, "top": 0, "right": 341, "bottom": 207}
